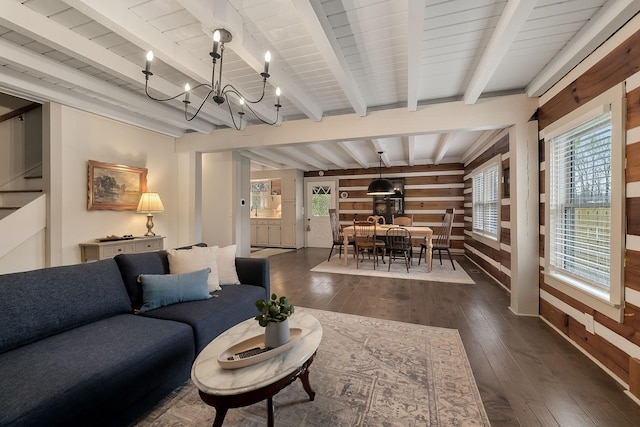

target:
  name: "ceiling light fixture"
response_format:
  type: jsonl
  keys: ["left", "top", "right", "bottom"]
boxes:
{"left": 142, "top": 29, "right": 281, "bottom": 130}
{"left": 367, "top": 151, "right": 395, "bottom": 195}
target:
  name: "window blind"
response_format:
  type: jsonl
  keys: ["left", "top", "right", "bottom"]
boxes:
{"left": 549, "top": 111, "right": 612, "bottom": 288}
{"left": 484, "top": 166, "right": 499, "bottom": 237}
{"left": 472, "top": 164, "right": 499, "bottom": 238}
{"left": 472, "top": 173, "right": 484, "bottom": 232}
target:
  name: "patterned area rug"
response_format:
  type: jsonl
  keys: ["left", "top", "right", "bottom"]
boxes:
{"left": 311, "top": 256, "right": 475, "bottom": 284}
{"left": 134, "top": 308, "right": 490, "bottom": 426}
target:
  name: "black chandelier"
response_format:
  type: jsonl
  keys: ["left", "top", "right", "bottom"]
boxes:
{"left": 367, "top": 151, "right": 395, "bottom": 195}
{"left": 142, "top": 28, "right": 281, "bottom": 130}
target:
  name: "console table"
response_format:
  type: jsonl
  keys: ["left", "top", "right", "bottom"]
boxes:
{"left": 79, "top": 236, "right": 164, "bottom": 262}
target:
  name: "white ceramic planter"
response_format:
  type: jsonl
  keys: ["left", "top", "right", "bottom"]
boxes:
{"left": 264, "top": 319, "right": 290, "bottom": 348}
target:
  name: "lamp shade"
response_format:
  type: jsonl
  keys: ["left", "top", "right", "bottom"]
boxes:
{"left": 367, "top": 178, "right": 395, "bottom": 195}
{"left": 137, "top": 192, "right": 165, "bottom": 213}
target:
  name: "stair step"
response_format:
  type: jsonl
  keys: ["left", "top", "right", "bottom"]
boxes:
{"left": 0, "top": 189, "right": 43, "bottom": 194}
{"left": 0, "top": 207, "right": 20, "bottom": 210}
{"left": 24, "top": 175, "right": 43, "bottom": 180}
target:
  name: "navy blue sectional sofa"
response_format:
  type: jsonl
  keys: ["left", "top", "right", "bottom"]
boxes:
{"left": 0, "top": 250, "right": 269, "bottom": 427}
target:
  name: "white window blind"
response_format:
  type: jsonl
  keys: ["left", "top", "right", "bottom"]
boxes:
{"left": 472, "top": 164, "right": 499, "bottom": 239}
{"left": 549, "top": 111, "right": 612, "bottom": 288}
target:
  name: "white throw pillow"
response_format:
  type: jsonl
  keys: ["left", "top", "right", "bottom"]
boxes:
{"left": 217, "top": 244, "right": 240, "bottom": 285}
{"left": 167, "top": 246, "right": 221, "bottom": 292}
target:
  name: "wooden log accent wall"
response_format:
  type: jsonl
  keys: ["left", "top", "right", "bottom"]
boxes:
{"left": 538, "top": 23, "right": 640, "bottom": 390}
{"left": 304, "top": 163, "right": 465, "bottom": 253}
{"left": 463, "top": 133, "right": 512, "bottom": 291}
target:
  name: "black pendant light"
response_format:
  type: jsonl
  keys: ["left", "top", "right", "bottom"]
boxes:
{"left": 367, "top": 151, "right": 395, "bottom": 195}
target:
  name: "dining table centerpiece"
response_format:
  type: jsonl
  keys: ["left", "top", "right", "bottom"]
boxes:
{"left": 255, "top": 293, "right": 295, "bottom": 348}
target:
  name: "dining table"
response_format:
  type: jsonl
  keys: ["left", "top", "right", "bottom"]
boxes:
{"left": 341, "top": 224, "right": 434, "bottom": 272}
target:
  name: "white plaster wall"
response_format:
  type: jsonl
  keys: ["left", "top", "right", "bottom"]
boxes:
{"left": 0, "top": 115, "right": 25, "bottom": 186}
{"left": 202, "top": 152, "right": 235, "bottom": 247}
{"left": 56, "top": 106, "right": 179, "bottom": 265}
{"left": 201, "top": 152, "right": 252, "bottom": 255}
{"left": 0, "top": 230, "right": 45, "bottom": 273}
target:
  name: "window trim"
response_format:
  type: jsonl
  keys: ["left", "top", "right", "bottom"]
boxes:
{"left": 471, "top": 154, "right": 501, "bottom": 250}
{"left": 541, "top": 83, "right": 625, "bottom": 322}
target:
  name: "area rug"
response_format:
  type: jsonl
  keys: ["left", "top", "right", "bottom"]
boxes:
{"left": 310, "top": 255, "right": 474, "bottom": 284}
{"left": 250, "top": 248, "right": 294, "bottom": 258}
{"left": 134, "top": 307, "right": 490, "bottom": 426}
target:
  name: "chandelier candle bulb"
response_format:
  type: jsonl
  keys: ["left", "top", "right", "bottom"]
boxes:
{"left": 276, "top": 87, "right": 281, "bottom": 107}
{"left": 212, "top": 30, "right": 220, "bottom": 57}
{"left": 264, "top": 51, "right": 271, "bottom": 75}
{"left": 144, "top": 51, "right": 153, "bottom": 76}
{"left": 184, "top": 83, "right": 190, "bottom": 104}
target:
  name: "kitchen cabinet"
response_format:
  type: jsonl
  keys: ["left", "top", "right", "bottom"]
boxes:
{"left": 254, "top": 219, "right": 281, "bottom": 247}
{"left": 281, "top": 177, "right": 295, "bottom": 202}
{"left": 268, "top": 224, "right": 281, "bottom": 246}
{"left": 250, "top": 221, "right": 258, "bottom": 245}
{"left": 280, "top": 201, "right": 296, "bottom": 248}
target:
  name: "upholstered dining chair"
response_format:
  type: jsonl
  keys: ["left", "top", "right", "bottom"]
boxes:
{"left": 419, "top": 208, "right": 455, "bottom": 269}
{"left": 328, "top": 209, "right": 354, "bottom": 261}
{"left": 353, "top": 220, "right": 385, "bottom": 269}
{"left": 385, "top": 227, "right": 412, "bottom": 273}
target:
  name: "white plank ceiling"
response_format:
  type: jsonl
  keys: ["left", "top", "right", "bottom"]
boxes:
{"left": 0, "top": 0, "right": 638, "bottom": 171}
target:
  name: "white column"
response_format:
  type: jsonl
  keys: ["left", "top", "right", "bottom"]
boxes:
{"left": 509, "top": 120, "right": 540, "bottom": 316}
{"left": 177, "top": 151, "right": 201, "bottom": 246}
{"left": 43, "top": 102, "right": 63, "bottom": 267}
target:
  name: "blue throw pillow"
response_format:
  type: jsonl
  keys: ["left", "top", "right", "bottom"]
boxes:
{"left": 139, "top": 268, "right": 211, "bottom": 313}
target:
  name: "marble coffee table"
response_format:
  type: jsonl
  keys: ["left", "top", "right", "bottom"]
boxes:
{"left": 191, "top": 311, "right": 323, "bottom": 427}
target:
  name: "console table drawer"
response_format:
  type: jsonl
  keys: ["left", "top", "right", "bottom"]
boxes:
{"left": 102, "top": 243, "right": 135, "bottom": 257}
{"left": 135, "top": 239, "right": 163, "bottom": 252}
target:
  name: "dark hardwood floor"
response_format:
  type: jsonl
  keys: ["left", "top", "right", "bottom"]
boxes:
{"left": 266, "top": 248, "right": 640, "bottom": 427}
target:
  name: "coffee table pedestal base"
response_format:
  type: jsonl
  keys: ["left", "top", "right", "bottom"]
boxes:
{"left": 199, "top": 352, "right": 316, "bottom": 427}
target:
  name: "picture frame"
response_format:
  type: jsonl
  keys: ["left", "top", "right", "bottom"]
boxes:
{"left": 87, "top": 160, "right": 148, "bottom": 210}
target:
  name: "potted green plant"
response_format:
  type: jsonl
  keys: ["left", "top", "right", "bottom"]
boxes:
{"left": 255, "top": 293, "right": 294, "bottom": 348}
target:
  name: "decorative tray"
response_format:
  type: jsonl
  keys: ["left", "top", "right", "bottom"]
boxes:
{"left": 217, "top": 328, "right": 302, "bottom": 370}
{"left": 95, "top": 236, "right": 134, "bottom": 242}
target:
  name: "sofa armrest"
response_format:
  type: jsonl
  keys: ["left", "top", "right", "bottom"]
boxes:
{"left": 235, "top": 257, "right": 270, "bottom": 295}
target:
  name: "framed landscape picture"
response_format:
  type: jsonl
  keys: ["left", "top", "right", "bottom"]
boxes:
{"left": 87, "top": 160, "right": 148, "bottom": 210}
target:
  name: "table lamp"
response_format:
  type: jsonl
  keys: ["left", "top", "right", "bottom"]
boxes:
{"left": 136, "top": 192, "right": 164, "bottom": 236}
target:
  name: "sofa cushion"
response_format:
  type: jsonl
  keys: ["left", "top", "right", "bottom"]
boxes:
{"left": 139, "top": 268, "right": 211, "bottom": 313}
{"left": 0, "top": 259, "right": 132, "bottom": 355}
{"left": 218, "top": 244, "right": 240, "bottom": 285}
{"left": 114, "top": 251, "right": 170, "bottom": 310}
{"left": 167, "top": 246, "right": 221, "bottom": 292}
{"left": 142, "top": 284, "right": 266, "bottom": 354}
{"left": 0, "top": 314, "right": 194, "bottom": 427}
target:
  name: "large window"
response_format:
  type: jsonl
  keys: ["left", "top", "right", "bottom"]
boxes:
{"left": 542, "top": 84, "right": 624, "bottom": 321}
{"left": 548, "top": 112, "right": 612, "bottom": 288}
{"left": 472, "top": 160, "right": 500, "bottom": 240}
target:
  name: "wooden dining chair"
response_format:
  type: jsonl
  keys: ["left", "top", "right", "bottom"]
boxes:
{"left": 327, "top": 209, "right": 354, "bottom": 261}
{"left": 367, "top": 215, "right": 386, "bottom": 225}
{"left": 391, "top": 214, "right": 413, "bottom": 226}
{"left": 353, "top": 220, "right": 385, "bottom": 269}
{"left": 385, "top": 227, "right": 412, "bottom": 273}
{"left": 392, "top": 214, "right": 420, "bottom": 262}
{"left": 419, "top": 209, "right": 455, "bottom": 269}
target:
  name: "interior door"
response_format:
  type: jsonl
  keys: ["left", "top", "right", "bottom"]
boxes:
{"left": 305, "top": 180, "right": 337, "bottom": 248}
